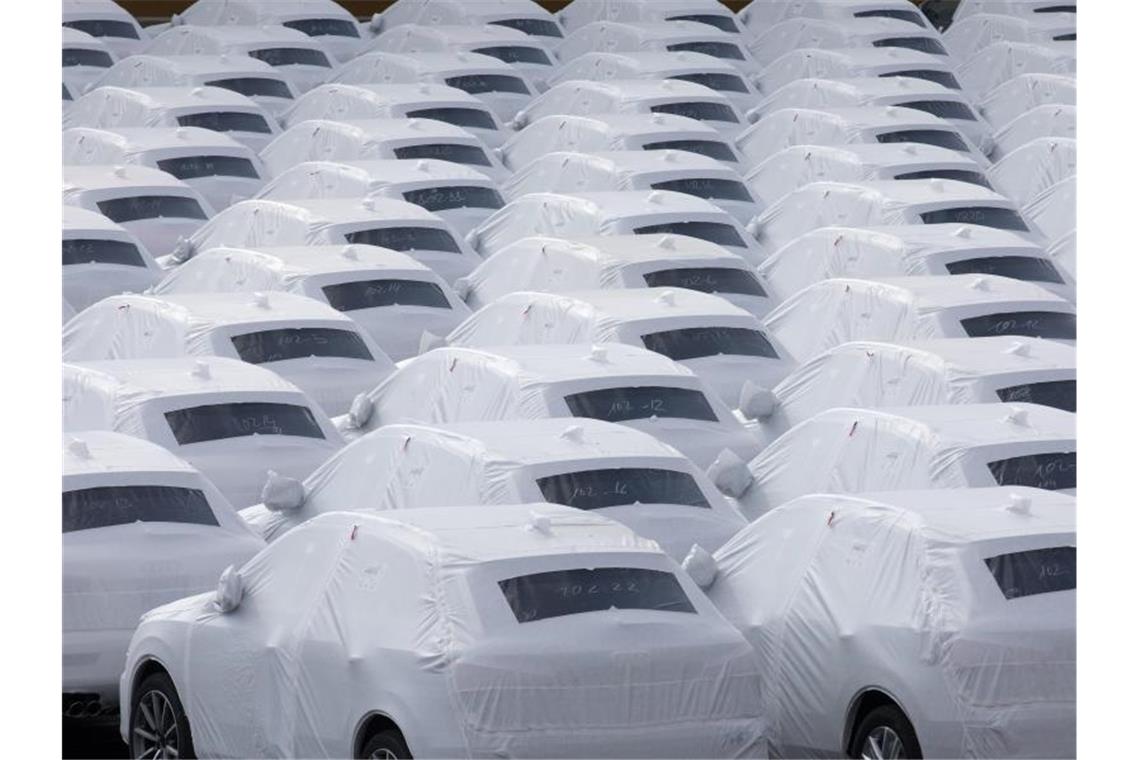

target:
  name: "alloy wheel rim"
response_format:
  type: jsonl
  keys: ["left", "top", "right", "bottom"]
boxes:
{"left": 861, "top": 725, "right": 904, "bottom": 760}
{"left": 369, "top": 749, "right": 398, "bottom": 760}
{"left": 131, "top": 689, "right": 180, "bottom": 759}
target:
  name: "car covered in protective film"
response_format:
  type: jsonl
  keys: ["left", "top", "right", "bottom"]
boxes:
{"left": 738, "top": 0, "right": 937, "bottom": 36}
{"left": 756, "top": 47, "right": 962, "bottom": 97}
{"left": 557, "top": 21, "right": 758, "bottom": 75}
{"left": 375, "top": 0, "right": 566, "bottom": 40}
{"left": 62, "top": 205, "right": 162, "bottom": 312}
{"left": 746, "top": 16, "right": 948, "bottom": 67}
{"left": 63, "top": 0, "right": 148, "bottom": 58}
{"left": 956, "top": 42, "right": 1075, "bottom": 100}
{"left": 976, "top": 73, "right": 1074, "bottom": 132}
{"left": 62, "top": 27, "right": 118, "bottom": 95}
{"left": 557, "top": 0, "right": 744, "bottom": 35}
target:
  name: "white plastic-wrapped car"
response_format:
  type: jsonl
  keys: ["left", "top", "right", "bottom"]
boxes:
{"left": 260, "top": 117, "right": 508, "bottom": 182}
{"left": 175, "top": 197, "right": 482, "bottom": 284}
{"left": 62, "top": 27, "right": 118, "bottom": 95}
{"left": 954, "top": 0, "right": 1078, "bottom": 24}
{"left": 752, "top": 336, "right": 1076, "bottom": 446}
{"left": 1024, "top": 175, "right": 1076, "bottom": 241}
{"left": 759, "top": 224, "right": 1073, "bottom": 302}
{"left": 336, "top": 343, "right": 763, "bottom": 467}
{"left": 1047, "top": 230, "right": 1075, "bottom": 283}
{"left": 447, "top": 289, "right": 793, "bottom": 405}
{"left": 63, "top": 164, "right": 214, "bottom": 260}
{"left": 757, "top": 48, "right": 963, "bottom": 97}
{"left": 469, "top": 190, "right": 765, "bottom": 264}
{"left": 976, "top": 73, "right": 1075, "bottom": 131}
{"left": 62, "top": 431, "right": 263, "bottom": 717}
{"left": 957, "top": 42, "right": 1075, "bottom": 99}
{"left": 503, "top": 150, "right": 759, "bottom": 224}
{"left": 63, "top": 292, "right": 394, "bottom": 416}
{"left": 243, "top": 418, "right": 748, "bottom": 561}
{"left": 705, "top": 487, "right": 1075, "bottom": 759}
{"left": 374, "top": 0, "right": 566, "bottom": 40}
{"left": 991, "top": 105, "right": 1076, "bottom": 160}
{"left": 558, "top": 21, "right": 758, "bottom": 75}
{"left": 63, "top": 357, "right": 343, "bottom": 506}
{"left": 724, "top": 403, "right": 1076, "bottom": 517}
{"left": 281, "top": 83, "right": 508, "bottom": 148}
{"left": 63, "top": 126, "right": 267, "bottom": 211}
{"left": 63, "top": 0, "right": 148, "bottom": 58}
{"left": 152, "top": 244, "right": 470, "bottom": 360}
{"left": 558, "top": 0, "right": 744, "bottom": 35}
{"left": 746, "top": 16, "right": 948, "bottom": 67}
{"left": 461, "top": 233, "right": 772, "bottom": 316}
{"left": 62, "top": 206, "right": 162, "bottom": 312}
{"left": 738, "top": 0, "right": 937, "bottom": 36}
{"left": 65, "top": 86, "right": 281, "bottom": 152}
{"left": 255, "top": 159, "right": 503, "bottom": 237}
{"left": 943, "top": 12, "right": 1076, "bottom": 61}
{"left": 987, "top": 137, "right": 1076, "bottom": 208}
{"left": 120, "top": 504, "right": 767, "bottom": 758}
{"left": 763, "top": 274, "right": 1077, "bottom": 361}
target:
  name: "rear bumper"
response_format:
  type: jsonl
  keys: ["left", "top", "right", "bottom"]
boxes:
{"left": 63, "top": 629, "right": 133, "bottom": 704}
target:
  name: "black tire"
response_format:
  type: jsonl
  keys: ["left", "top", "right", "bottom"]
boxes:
{"left": 850, "top": 704, "right": 922, "bottom": 759}
{"left": 129, "top": 671, "right": 196, "bottom": 760}
{"left": 360, "top": 729, "right": 413, "bottom": 759}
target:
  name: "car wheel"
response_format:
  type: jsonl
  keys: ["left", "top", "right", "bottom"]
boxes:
{"left": 129, "top": 671, "right": 195, "bottom": 759}
{"left": 360, "top": 729, "right": 413, "bottom": 759}
{"left": 851, "top": 704, "right": 922, "bottom": 759}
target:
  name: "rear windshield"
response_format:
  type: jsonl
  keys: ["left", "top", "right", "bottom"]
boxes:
{"left": 1054, "top": 32, "right": 1076, "bottom": 41}
{"left": 488, "top": 18, "right": 563, "bottom": 38}
{"left": 205, "top": 77, "right": 292, "bottom": 100}
{"left": 96, "top": 196, "right": 207, "bottom": 223}
{"left": 165, "top": 402, "right": 325, "bottom": 444}
{"left": 872, "top": 36, "right": 948, "bottom": 55}
{"left": 177, "top": 111, "right": 272, "bottom": 134}
{"left": 473, "top": 45, "right": 552, "bottom": 66}
{"left": 945, "top": 255, "right": 1065, "bottom": 284}
{"left": 63, "top": 19, "right": 138, "bottom": 39}
{"left": 651, "top": 101, "right": 739, "bottom": 124}
{"left": 893, "top": 169, "right": 991, "bottom": 188}
{"left": 996, "top": 379, "right": 1076, "bottom": 413}
{"left": 282, "top": 18, "right": 360, "bottom": 38}
{"left": 62, "top": 238, "right": 145, "bottom": 267}
{"left": 881, "top": 70, "right": 961, "bottom": 90}
{"left": 877, "top": 128, "right": 968, "bottom": 152}
{"left": 403, "top": 185, "right": 504, "bottom": 212}
{"left": 445, "top": 74, "right": 529, "bottom": 95}
{"left": 231, "top": 327, "right": 373, "bottom": 364}
{"left": 669, "top": 72, "right": 749, "bottom": 94}
{"left": 920, "top": 207, "right": 1030, "bottom": 231}
{"left": 665, "top": 41, "right": 745, "bottom": 61}
{"left": 852, "top": 9, "right": 925, "bottom": 26}
{"left": 651, "top": 177, "right": 753, "bottom": 203}
{"left": 643, "top": 139, "right": 737, "bottom": 163}
{"left": 988, "top": 452, "right": 1076, "bottom": 490}
{"left": 960, "top": 311, "right": 1076, "bottom": 340}
{"left": 985, "top": 546, "right": 1075, "bottom": 600}
{"left": 633, "top": 220, "right": 746, "bottom": 247}
{"left": 666, "top": 14, "right": 739, "bottom": 33}
{"left": 499, "top": 567, "right": 695, "bottom": 623}
{"left": 322, "top": 279, "right": 451, "bottom": 310}
{"left": 537, "top": 468, "right": 711, "bottom": 510}
{"left": 156, "top": 155, "right": 260, "bottom": 180}
{"left": 344, "top": 226, "right": 461, "bottom": 253}
{"left": 63, "top": 485, "right": 217, "bottom": 533}
{"left": 564, "top": 385, "right": 719, "bottom": 422}
{"left": 63, "top": 47, "right": 114, "bottom": 68}
{"left": 643, "top": 266, "right": 766, "bottom": 297}
{"left": 642, "top": 326, "right": 779, "bottom": 361}
{"left": 248, "top": 47, "right": 331, "bottom": 68}
{"left": 1035, "top": 5, "right": 1076, "bottom": 12}
{"left": 897, "top": 100, "right": 976, "bottom": 121}
{"left": 406, "top": 107, "right": 497, "bottom": 130}
{"left": 393, "top": 142, "right": 492, "bottom": 167}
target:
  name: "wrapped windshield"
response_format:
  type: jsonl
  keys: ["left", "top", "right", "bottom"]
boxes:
{"left": 406, "top": 107, "right": 496, "bottom": 130}
{"left": 945, "top": 256, "right": 1064, "bottom": 284}
{"left": 564, "top": 385, "right": 718, "bottom": 422}
{"left": 872, "top": 37, "right": 948, "bottom": 55}
{"left": 63, "top": 48, "right": 114, "bottom": 67}
{"left": 642, "top": 326, "right": 779, "bottom": 361}
{"left": 960, "top": 311, "right": 1076, "bottom": 340}
{"left": 665, "top": 41, "right": 745, "bottom": 61}
{"left": 63, "top": 19, "right": 139, "bottom": 39}
{"left": 897, "top": 100, "right": 976, "bottom": 121}
{"left": 205, "top": 77, "right": 292, "bottom": 100}
{"left": 63, "top": 238, "right": 145, "bottom": 267}
{"left": 996, "top": 380, "right": 1076, "bottom": 412}
{"left": 853, "top": 9, "right": 925, "bottom": 26}
{"left": 633, "top": 221, "right": 746, "bottom": 247}
{"left": 96, "top": 196, "right": 207, "bottom": 223}
{"left": 322, "top": 279, "right": 451, "bottom": 311}
{"left": 444, "top": 74, "right": 529, "bottom": 95}
{"left": 344, "top": 226, "right": 461, "bottom": 252}
{"left": 63, "top": 485, "right": 217, "bottom": 532}
{"left": 177, "top": 111, "right": 272, "bottom": 134}
{"left": 643, "top": 267, "right": 766, "bottom": 297}
{"left": 282, "top": 18, "right": 359, "bottom": 38}
{"left": 393, "top": 143, "right": 492, "bottom": 166}
{"left": 536, "top": 467, "right": 711, "bottom": 509}
{"left": 472, "top": 45, "right": 551, "bottom": 66}
{"left": 665, "top": 14, "right": 739, "bottom": 33}
{"left": 402, "top": 185, "right": 504, "bottom": 212}
{"left": 230, "top": 327, "right": 373, "bottom": 364}
{"left": 894, "top": 169, "right": 991, "bottom": 188}
{"left": 156, "top": 155, "right": 260, "bottom": 180}
{"left": 643, "top": 139, "right": 737, "bottom": 163}
{"left": 650, "top": 101, "right": 739, "bottom": 124}
{"left": 669, "top": 72, "right": 749, "bottom": 94}
{"left": 488, "top": 18, "right": 563, "bottom": 38}
{"left": 499, "top": 567, "right": 695, "bottom": 623}
{"left": 920, "top": 206, "right": 1030, "bottom": 231}
{"left": 877, "top": 129, "right": 968, "bottom": 152}
{"left": 985, "top": 546, "right": 1075, "bottom": 599}
{"left": 987, "top": 452, "right": 1076, "bottom": 490}
{"left": 650, "top": 177, "right": 753, "bottom": 203}
{"left": 165, "top": 402, "right": 325, "bottom": 444}
{"left": 248, "top": 47, "right": 331, "bottom": 68}
{"left": 882, "top": 70, "right": 961, "bottom": 90}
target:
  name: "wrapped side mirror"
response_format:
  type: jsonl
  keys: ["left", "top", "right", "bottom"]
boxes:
{"left": 346, "top": 392, "right": 373, "bottom": 430}
{"left": 681, "top": 544, "right": 718, "bottom": 590}
{"left": 739, "top": 381, "right": 777, "bottom": 420}
{"left": 707, "top": 449, "right": 753, "bottom": 498}
{"left": 261, "top": 470, "right": 305, "bottom": 512}
{"left": 213, "top": 565, "right": 243, "bottom": 613}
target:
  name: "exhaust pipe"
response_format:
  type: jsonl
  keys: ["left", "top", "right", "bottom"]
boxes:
{"left": 84, "top": 700, "right": 103, "bottom": 718}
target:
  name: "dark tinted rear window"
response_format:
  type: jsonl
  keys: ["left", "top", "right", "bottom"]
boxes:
{"left": 988, "top": 452, "right": 1076, "bottom": 490}
{"left": 1035, "top": 5, "right": 1076, "bottom": 12}
{"left": 445, "top": 74, "right": 529, "bottom": 95}
{"left": 666, "top": 14, "right": 739, "bottom": 33}
{"left": 996, "top": 380, "right": 1076, "bottom": 412}
{"left": 344, "top": 226, "right": 461, "bottom": 252}
{"left": 537, "top": 468, "right": 710, "bottom": 509}
{"left": 651, "top": 101, "right": 739, "bottom": 123}
{"left": 945, "top": 255, "right": 1064, "bottom": 284}
{"left": 403, "top": 185, "right": 504, "bottom": 212}
{"left": 488, "top": 18, "right": 563, "bottom": 38}
{"left": 282, "top": 18, "right": 360, "bottom": 38}
{"left": 920, "top": 207, "right": 1030, "bottom": 231}
{"left": 643, "top": 267, "right": 767, "bottom": 297}
{"left": 877, "top": 128, "right": 968, "bottom": 152}
{"left": 248, "top": 47, "right": 331, "bottom": 68}
{"left": 633, "top": 220, "right": 746, "bottom": 247}
{"left": 177, "top": 111, "right": 272, "bottom": 134}
{"left": 231, "top": 327, "right": 373, "bottom": 364}
{"left": 643, "top": 139, "right": 737, "bottom": 163}
{"left": 670, "top": 72, "right": 749, "bottom": 93}
{"left": 564, "top": 385, "right": 719, "bottom": 422}
{"left": 1054, "top": 32, "right": 1076, "bottom": 41}
{"left": 666, "top": 41, "right": 745, "bottom": 61}
{"left": 156, "top": 155, "right": 260, "bottom": 180}
{"left": 322, "top": 279, "right": 451, "bottom": 310}
{"left": 894, "top": 169, "right": 991, "bottom": 188}
{"left": 872, "top": 36, "right": 947, "bottom": 55}
{"left": 63, "top": 19, "right": 139, "bottom": 39}
{"left": 96, "top": 196, "right": 207, "bottom": 223}
{"left": 897, "top": 100, "right": 976, "bottom": 121}
{"left": 473, "top": 45, "right": 552, "bottom": 66}
{"left": 393, "top": 142, "right": 492, "bottom": 166}
{"left": 62, "top": 238, "right": 145, "bottom": 267}
{"left": 852, "top": 9, "right": 925, "bottom": 26}
{"left": 642, "top": 326, "right": 779, "bottom": 360}
{"left": 650, "top": 177, "right": 753, "bottom": 203}
{"left": 165, "top": 402, "right": 325, "bottom": 444}
{"left": 63, "top": 485, "right": 217, "bottom": 533}
{"left": 63, "top": 47, "right": 114, "bottom": 67}
{"left": 205, "top": 77, "right": 292, "bottom": 100}
{"left": 882, "top": 69, "right": 961, "bottom": 89}
{"left": 961, "top": 311, "right": 1076, "bottom": 340}
{"left": 406, "top": 107, "right": 497, "bottom": 130}
{"left": 499, "top": 567, "right": 695, "bottom": 623}
{"left": 985, "top": 547, "right": 1075, "bottom": 599}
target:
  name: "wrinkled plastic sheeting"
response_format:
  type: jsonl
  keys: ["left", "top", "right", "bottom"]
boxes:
{"left": 942, "top": 13, "right": 1075, "bottom": 62}
{"left": 1024, "top": 176, "right": 1076, "bottom": 241}
{"left": 977, "top": 74, "right": 1075, "bottom": 131}
{"left": 752, "top": 183, "right": 905, "bottom": 258}
{"left": 988, "top": 137, "right": 1076, "bottom": 207}
{"left": 1047, "top": 230, "right": 1075, "bottom": 282}
{"left": 957, "top": 42, "right": 1075, "bottom": 100}
{"left": 991, "top": 106, "right": 1076, "bottom": 162}
{"left": 447, "top": 291, "right": 612, "bottom": 348}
